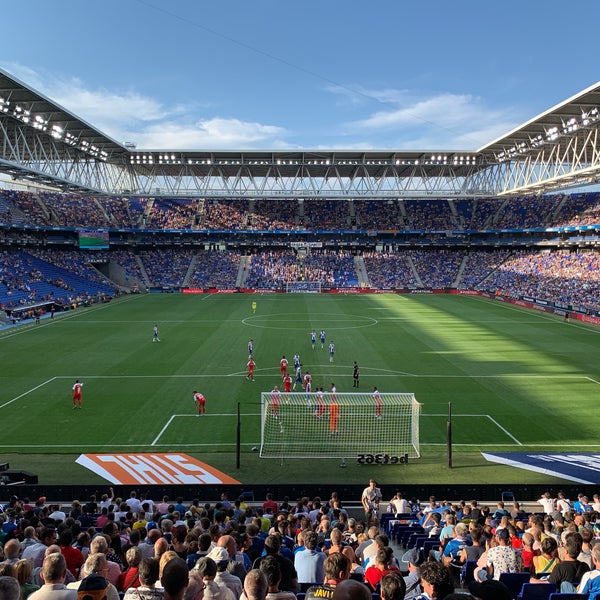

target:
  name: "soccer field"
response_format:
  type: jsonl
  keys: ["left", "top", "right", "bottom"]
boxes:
{"left": 1, "top": 292, "right": 599, "bottom": 485}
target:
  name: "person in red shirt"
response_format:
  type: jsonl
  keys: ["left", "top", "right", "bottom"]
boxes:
{"left": 364, "top": 547, "right": 400, "bottom": 591}
{"left": 72, "top": 379, "right": 83, "bottom": 409}
{"left": 282, "top": 373, "right": 292, "bottom": 393}
{"left": 280, "top": 356, "right": 288, "bottom": 377}
{"left": 193, "top": 391, "right": 206, "bottom": 415}
{"left": 247, "top": 357, "right": 256, "bottom": 381}
{"left": 263, "top": 493, "right": 278, "bottom": 514}
{"left": 59, "top": 529, "right": 84, "bottom": 578}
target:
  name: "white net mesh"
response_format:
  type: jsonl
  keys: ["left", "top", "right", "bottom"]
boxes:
{"left": 259, "top": 391, "right": 421, "bottom": 459}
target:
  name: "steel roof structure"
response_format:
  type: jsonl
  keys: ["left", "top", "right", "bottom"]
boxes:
{"left": 2, "top": 66, "right": 600, "bottom": 199}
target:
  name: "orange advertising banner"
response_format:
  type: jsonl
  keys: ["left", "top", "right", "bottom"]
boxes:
{"left": 76, "top": 453, "right": 240, "bottom": 485}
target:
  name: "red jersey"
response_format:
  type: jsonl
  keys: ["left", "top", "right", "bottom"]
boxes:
{"left": 303, "top": 373, "right": 312, "bottom": 391}
{"left": 194, "top": 393, "right": 205, "bottom": 406}
{"left": 283, "top": 375, "right": 292, "bottom": 392}
{"left": 72, "top": 382, "right": 83, "bottom": 399}
{"left": 280, "top": 358, "right": 288, "bottom": 375}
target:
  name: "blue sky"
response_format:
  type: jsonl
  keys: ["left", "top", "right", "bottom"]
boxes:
{"left": 2, "top": 0, "right": 600, "bottom": 152}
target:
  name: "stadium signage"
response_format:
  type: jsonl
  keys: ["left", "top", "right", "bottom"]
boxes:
{"left": 76, "top": 453, "right": 240, "bottom": 485}
{"left": 483, "top": 452, "right": 600, "bottom": 484}
{"left": 357, "top": 453, "right": 409, "bottom": 465}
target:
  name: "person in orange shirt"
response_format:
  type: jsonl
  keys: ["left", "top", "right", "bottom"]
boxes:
{"left": 329, "top": 398, "right": 340, "bottom": 435}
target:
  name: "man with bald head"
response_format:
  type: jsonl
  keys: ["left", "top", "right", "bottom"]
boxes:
{"left": 0, "top": 539, "right": 21, "bottom": 565}
{"left": 242, "top": 569, "right": 268, "bottom": 600}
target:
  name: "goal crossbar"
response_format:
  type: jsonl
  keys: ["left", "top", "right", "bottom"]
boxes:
{"left": 259, "top": 391, "right": 421, "bottom": 459}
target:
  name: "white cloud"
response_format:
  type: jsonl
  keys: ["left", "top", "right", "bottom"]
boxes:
{"left": 127, "top": 118, "right": 289, "bottom": 149}
{"left": 333, "top": 86, "right": 520, "bottom": 150}
{"left": 0, "top": 63, "right": 289, "bottom": 149}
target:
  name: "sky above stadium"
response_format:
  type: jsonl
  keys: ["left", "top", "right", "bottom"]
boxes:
{"left": 2, "top": 0, "right": 600, "bottom": 152}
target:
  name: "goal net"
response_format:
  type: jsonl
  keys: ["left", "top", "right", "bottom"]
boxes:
{"left": 259, "top": 391, "right": 421, "bottom": 459}
{"left": 285, "top": 281, "right": 322, "bottom": 293}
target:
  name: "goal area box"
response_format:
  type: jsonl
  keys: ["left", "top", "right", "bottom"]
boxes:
{"left": 259, "top": 391, "right": 421, "bottom": 459}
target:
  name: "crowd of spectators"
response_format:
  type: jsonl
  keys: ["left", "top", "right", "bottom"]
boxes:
{"left": 249, "top": 201, "right": 299, "bottom": 231}
{"left": 147, "top": 200, "right": 198, "bottom": 230}
{"left": 2, "top": 489, "right": 600, "bottom": 600}
{"left": 0, "top": 249, "right": 115, "bottom": 310}
{"left": 362, "top": 252, "right": 418, "bottom": 289}
{"left": 478, "top": 249, "right": 600, "bottom": 312}
{"left": 244, "top": 251, "right": 301, "bottom": 288}
{"left": 139, "top": 250, "right": 195, "bottom": 288}
{"left": 303, "top": 200, "right": 350, "bottom": 230}
{"left": 202, "top": 200, "right": 248, "bottom": 230}
{"left": 188, "top": 251, "right": 241, "bottom": 288}
{"left": 2, "top": 189, "right": 600, "bottom": 232}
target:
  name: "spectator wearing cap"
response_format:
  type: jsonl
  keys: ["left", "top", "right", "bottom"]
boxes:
{"left": 214, "top": 534, "right": 247, "bottom": 584}
{"left": 400, "top": 548, "right": 424, "bottom": 600}
{"left": 479, "top": 528, "right": 522, "bottom": 581}
{"left": 208, "top": 547, "right": 242, "bottom": 599}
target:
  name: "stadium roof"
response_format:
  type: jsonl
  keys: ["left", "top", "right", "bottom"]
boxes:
{"left": 479, "top": 80, "right": 600, "bottom": 157}
{"left": 2, "top": 67, "right": 600, "bottom": 196}
{"left": 0, "top": 67, "right": 128, "bottom": 157}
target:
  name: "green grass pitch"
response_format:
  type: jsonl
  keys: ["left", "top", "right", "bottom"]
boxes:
{"left": 1, "top": 292, "right": 599, "bottom": 485}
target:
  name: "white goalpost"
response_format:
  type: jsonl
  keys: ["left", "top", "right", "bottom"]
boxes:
{"left": 259, "top": 391, "right": 421, "bottom": 459}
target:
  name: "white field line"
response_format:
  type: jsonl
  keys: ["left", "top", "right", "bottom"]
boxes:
{"left": 0, "top": 377, "right": 57, "bottom": 410}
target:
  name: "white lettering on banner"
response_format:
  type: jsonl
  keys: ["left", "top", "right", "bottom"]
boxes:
{"left": 534, "top": 454, "right": 600, "bottom": 472}
{"left": 95, "top": 454, "right": 226, "bottom": 484}
{"left": 76, "top": 453, "right": 241, "bottom": 485}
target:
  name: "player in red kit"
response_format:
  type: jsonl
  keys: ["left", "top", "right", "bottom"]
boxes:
{"left": 282, "top": 373, "right": 292, "bottom": 403}
{"left": 193, "top": 391, "right": 206, "bottom": 415}
{"left": 72, "top": 379, "right": 83, "bottom": 409}
{"left": 280, "top": 355, "right": 288, "bottom": 377}
{"left": 247, "top": 357, "right": 256, "bottom": 381}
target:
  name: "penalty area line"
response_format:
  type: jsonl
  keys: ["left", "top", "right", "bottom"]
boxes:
{"left": 152, "top": 412, "right": 261, "bottom": 445}
{"left": 0, "top": 377, "right": 57, "bottom": 410}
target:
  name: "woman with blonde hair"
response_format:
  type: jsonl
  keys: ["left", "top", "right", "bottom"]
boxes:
{"left": 14, "top": 558, "right": 39, "bottom": 600}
